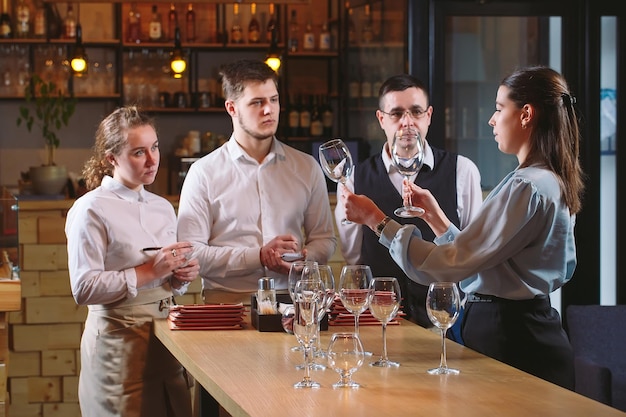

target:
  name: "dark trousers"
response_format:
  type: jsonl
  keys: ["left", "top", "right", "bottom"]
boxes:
{"left": 462, "top": 294, "right": 574, "bottom": 390}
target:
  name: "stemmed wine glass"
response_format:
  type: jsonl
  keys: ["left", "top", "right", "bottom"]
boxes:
{"left": 319, "top": 138, "right": 354, "bottom": 225}
{"left": 288, "top": 261, "right": 318, "bottom": 351}
{"left": 390, "top": 126, "right": 425, "bottom": 218}
{"left": 426, "top": 282, "right": 461, "bottom": 375}
{"left": 292, "top": 279, "right": 322, "bottom": 388}
{"left": 338, "top": 265, "right": 373, "bottom": 354}
{"left": 327, "top": 332, "right": 365, "bottom": 388}
{"left": 369, "top": 277, "right": 402, "bottom": 367}
{"left": 312, "top": 264, "right": 336, "bottom": 362}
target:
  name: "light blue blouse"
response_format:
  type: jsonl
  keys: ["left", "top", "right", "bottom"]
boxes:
{"left": 380, "top": 165, "right": 577, "bottom": 300}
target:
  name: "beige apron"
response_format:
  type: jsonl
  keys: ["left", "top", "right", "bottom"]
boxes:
{"left": 79, "top": 284, "right": 193, "bottom": 417}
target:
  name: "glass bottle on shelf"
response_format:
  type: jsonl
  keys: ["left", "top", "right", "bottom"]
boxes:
{"left": 265, "top": 2, "right": 277, "bottom": 44}
{"left": 45, "top": 2, "right": 62, "bottom": 39}
{"left": 63, "top": 3, "right": 76, "bottom": 39}
{"left": 347, "top": 6, "right": 356, "bottom": 45}
{"left": 230, "top": 3, "right": 243, "bottom": 44}
{"left": 288, "top": 9, "right": 299, "bottom": 52}
{"left": 0, "top": 0, "right": 11, "bottom": 39}
{"left": 288, "top": 94, "right": 300, "bottom": 137}
{"left": 15, "top": 0, "right": 30, "bottom": 39}
{"left": 322, "top": 96, "right": 334, "bottom": 137}
{"left": 167, "top": 3, "right": 177, "bottom": 41}
{"left": 310, "top": 95, "right": 323, "bottom": 137}
{"left": 319, "top": 20, "right": 331, "bottom": 51}
{"left": 185, "top": 3, "right": 195, "bottom": 43}
{"left": 247, "top": 3, "right": 260, "bottom": 44}
{"left": 302, "top": 17, "right": 315, "bottom": 51}
{"left": 361, "top": 4, "right": 374, "bottom": 44}
{"left": 127, "top": 3, "right": 141, "bottom": 43}
{"left": 33, "top": 0, "right": 46, "bottom": 39}
{"left": 299, "top": 95, "right": 312, "bottom": 137}
{"left": 148, "top": 4, "right": 162, "bottom": 42}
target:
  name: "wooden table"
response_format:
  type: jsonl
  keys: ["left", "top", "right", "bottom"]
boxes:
{"left": 154, "top": 317, "right": 625, "bottom": 417}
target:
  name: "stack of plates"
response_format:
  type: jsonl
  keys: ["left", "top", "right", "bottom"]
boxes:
{"left": 328, "top": 296, "right": 405, "bottom": 326}
{"left": 168, "top": 303, "right": 246, "bottom": 330}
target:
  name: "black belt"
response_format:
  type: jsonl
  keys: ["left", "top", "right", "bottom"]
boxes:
{"left": 466, "top": 293, "right": 548, "bottom": 303}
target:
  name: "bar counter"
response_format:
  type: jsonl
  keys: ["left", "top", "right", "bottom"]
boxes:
{"left": 154, "top": 317, "right": 625, "bottom": 417}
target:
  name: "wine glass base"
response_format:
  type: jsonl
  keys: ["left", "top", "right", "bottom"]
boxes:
{"left": 332, "top": 381, "right": 361, "bottom": 389}
{"left": 427, "top": 367, "right": 460, "bottom": 375}
{"left": 394, "top": 206, "right": 425, "bottom": 218}
{"left": 294, "top": 380, "right": 321, "bottom": 388}
{"left": 370, "top": 358, "right": 400, "bottom": 367}
{"left": 296, "top": 362, "right": 326, "bottom": 371}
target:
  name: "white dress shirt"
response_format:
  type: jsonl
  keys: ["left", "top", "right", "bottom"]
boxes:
{"left": 177, "top": 136, "right": 336, "bottom": 293}
{"left": 335, "top": 141, "right": 483, "bottom": 264}
{"left": 65, "top": 176, "right": 185, "bottom": 306}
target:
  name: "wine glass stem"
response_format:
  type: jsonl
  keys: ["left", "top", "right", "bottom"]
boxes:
{"left": 404, "top": 175, "right": 412, "bottom": 209}
{"left": 302, "top": 345, "right": 312, "bottom": 383}
{"left": 354, "top": 313, "right": 360, "bottom": 336}
{"left": 381, "top": 323, "right": 388, "bottom": 361}
{"left": 439, "top": 328, "right": 448, "bottom": 370}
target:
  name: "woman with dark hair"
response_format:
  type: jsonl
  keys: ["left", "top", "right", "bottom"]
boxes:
{"left": 340, "top": 66, "right": 584, "bottom": 389}
{"left": 66, "top": 106, "right": 198, "bottom": 416}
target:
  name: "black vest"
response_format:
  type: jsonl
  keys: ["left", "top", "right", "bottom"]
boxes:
{"left": 354, "top": 146, "right": 460, "bottom": 326}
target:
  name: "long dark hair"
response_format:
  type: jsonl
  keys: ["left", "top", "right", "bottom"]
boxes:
{"left": 502, "top": 66, "right": 584, "bottom": 214}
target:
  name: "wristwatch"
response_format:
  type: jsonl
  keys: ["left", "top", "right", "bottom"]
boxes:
{"left": 375, "top": 216, "right": 392, "bottom": 237}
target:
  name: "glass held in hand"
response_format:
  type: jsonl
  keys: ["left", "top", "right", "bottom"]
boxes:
{"left": 426, "top": 282, "right": 461, "bottom": 375}
{"left": 292, "top": 298, "right": 321, "bottom": 388}
{"left": 327, "top": 332, "right": 365, "bottom": 388}
{"left": 368, "top": 277, "right": 402, "bottom": 367}
{"left": 318, "top": 138, "right": 354, "bottom": 225}
{"left": 391, "top": 127, "right": 425, "bottom": 218}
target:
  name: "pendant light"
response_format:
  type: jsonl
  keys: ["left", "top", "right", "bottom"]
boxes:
{"left": 170, "top": 26, "right": 187, "bottom": 78}
{"left": 70, "top": 4, "right": 87, "bottom": 77}
{"left": 264, "top": 26, "right": 282, "bottom": 73}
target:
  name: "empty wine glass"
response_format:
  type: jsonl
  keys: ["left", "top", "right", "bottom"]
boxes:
{"left": 312, "top": 265, "right": 336, "bottom": 361}
{"left": 292, "top": 281, "right": 321, "bottom": 388}
{"left": 288, "top": 261, "right": 318, "bottom": 351}
{"left": 391, "top": 126, "right": 425, "bottom": 218}
{"left": 339, "top": 265, "right": 373, "bottom": 355}
{"left": 319, "top": 138, "right": 354, "bottom": 225}
{"left": 294, "top": 273, "right": 327, "bottom": 371}
{"left": 369, "top": 277, "right": 401, "bottom": 367}
{"left": 327, "top": 332, "right": 365, "bottom": 388}
{"left": 426, "top": 282, "right": 461, "bottom": 375}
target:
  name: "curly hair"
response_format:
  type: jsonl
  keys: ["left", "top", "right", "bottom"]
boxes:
{"left": 82, "top": 106, "right": 155, "bottom": 190}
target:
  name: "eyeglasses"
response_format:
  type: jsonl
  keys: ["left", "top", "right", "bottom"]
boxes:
{"left": 379, "top": 108, "right": 428, "bottom": 121}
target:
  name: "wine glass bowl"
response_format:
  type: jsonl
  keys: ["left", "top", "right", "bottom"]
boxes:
{"left": 327, "top": 332, "right": 365, "bottom": 388}
{"left": 319, "top": 138, "right": 354, "bottom": 225}
{"left": 369, "top": 277, "right": 401, "bottom": 367}
{"left": 391, "top": 127, "right": 425, "bottom": 218}
{"left": 426, "top": 282, "right": 461, "bottom": 375}
{"left": 338, "top": 265, "right": 373, "bottom": 335}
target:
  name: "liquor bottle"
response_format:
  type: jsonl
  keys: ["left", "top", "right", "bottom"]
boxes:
{"left": 45, "top": 2, "right": 62, "bottom": 39}
{"left": 287, "top": 9, "right": 299, "bottom": 52}
{"left": 185, "top": 3, "right": 195, "bottom": 43}
{"left": 348, "top": 67, "right": 360, "bottom": 105}
{"left": 299, "top": 95, "right": 312, "bottom": 137}
{"left": 288, "top": 94, "right": 300, "bottom": 137}
{"left": 63, "top": 3, "right": 76, "bottom": 39}
{"left": 347, "top": 7, "right": 356, "bottom": 45}
{"left": 302, "top": 17, "right": 315, "bottom": 51}
{"left": 309, "top": 95, "right": 323, "bottom": 137}
{"left": 15, "top": 0, "right": 30, "bottom": 38}
{"left": 319, "top": 20, "right": 331, "bottom": 51}
{"left": 247, "top": 3, "right": 260, "bottom": 43}
{"left": 321, "top": 96, "right": 334, "bottom": 137}
{"left": 230, "top": 3, "right": 243, "bottom": 44}
{"left": 0, "top": 0, "right": 11, "bottom": 39}
{"left": 167, "top": 3, "right": 177, "bottom": 41}
{"left": 361, "top": 4, "right": 374, "bottom": 44}
{"left": 265, "top": 2, "right": 277, "bottom": 44}
{"left": 33, "top": 0, "right": 46, "bottom": 39}
{"left": 127, "top": 3, "right": 141, "bottom": 43}
{"left": 148, "top": 4, "right": 162, "bottom": 42}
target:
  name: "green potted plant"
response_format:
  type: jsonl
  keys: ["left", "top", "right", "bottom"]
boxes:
{"left": 16, "top": 74, "right": 77, "bottom": 195}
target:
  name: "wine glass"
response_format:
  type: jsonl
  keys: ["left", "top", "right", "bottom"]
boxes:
{"left": 288, "top": 261, "right": 318, "bottom": 352}
{"left": 426, "top": 282, "right": 461, "bottom": 375}
{"left": 312, "top": 265, "right": 336, "bottom": 361}
{"left": 369, "top": 277, "right": 402, "bottom": 367}
{"left": 390, "top": 126, "right": 425, "bottom": 218}
{"left": 292, "top": 281, "right": 321, "bottom": 388}
{"left": 338, "top": 265, "right": 373, "bottom": 354}
{"left": 318, "top": 138, "right": 354, "bottom": 225}
{"left": 327, "top": 332, "right": 365, "bottom": 388}
{"left": 294, "top": 272, "right": 327, "bottom": 371}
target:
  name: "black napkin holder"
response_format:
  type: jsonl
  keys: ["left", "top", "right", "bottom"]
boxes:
{"left": 251, "top": 293, "right": 328, "bottom": 332}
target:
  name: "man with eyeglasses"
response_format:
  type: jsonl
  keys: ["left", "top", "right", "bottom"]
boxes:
{"left": 335, "top": 74, "right": 482, "bottom": 340}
